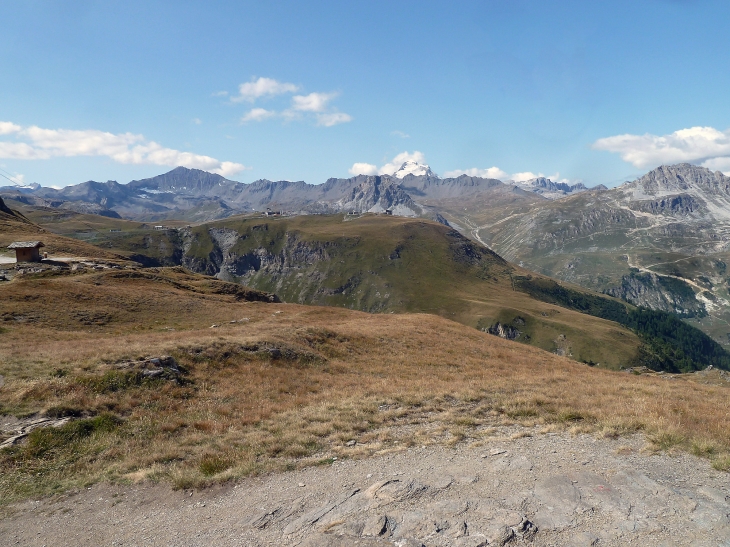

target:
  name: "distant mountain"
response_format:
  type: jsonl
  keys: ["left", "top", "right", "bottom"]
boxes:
{"left": 392, "top": 160, "right": 436, "bottom": 179}
{"left": 0, "top": 166, "right": 600, "bottom": 224}
{"left": 9, "top": 162, "right": 730, "bottom": 368}
{"left": 458, "top": 163, "right": 730, "bottom": 345}
{"left": 513, "top": 177, "right": 593, "bottom": 199}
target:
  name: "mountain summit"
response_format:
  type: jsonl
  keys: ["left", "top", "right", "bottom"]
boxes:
{"left": 392, "top": 160, "right": 436, "bottom": 179}
{"left": 621, "top": 163, "right": 730, "bottom": 198}
{"left": 513, "top": 176, "right": 589, "bottom": 199}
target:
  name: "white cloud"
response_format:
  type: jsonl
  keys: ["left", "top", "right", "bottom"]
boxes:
{"left": 510, "top": 171, "right": 572, "bottom": 183}
{"left": 232, "top": 77, "right": 299, "bottom": 103}
{"left": 349, "top": 162, "right": 379, "bottom": 176}
{"left": 510, "top": 171, "right": 542, "bottom": 182}
{"left": 316, "top": 112, "right": 352, "bottom": 127}
{"left": 702, "top": 156, "right": 730, "bottom": 174}
{"left": 443, "top": 167, "right": 508, "bottom": 179}
{"left": 593, "top": 126, "right": 730, "bottom": 171}
{"left": 435, "top": 166, "right": 576, "bottom": 183}
{"left": 192, "top": 118, "right": 202, "bottom": 125}
{"left": 0, "top": 121, "right": 21, "bottom": 135}
{"left": 349, "top": 151, "right": 427, "bottom": 178}
{"left": 391, "top": 130, "right": 410, "bottom": 139}
{"left": 0, "top": 122, "right": 247, "bottom": 177}
{"left": 226, "top": 80, "right": 352, "bottom": 128}
{"left": 291, "top": 92, "right": 337, "bottom": 113}
{"left": 241, "top": 108, "right": 276, "bottom": 123}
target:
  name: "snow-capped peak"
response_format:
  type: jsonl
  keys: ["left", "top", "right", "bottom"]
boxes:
{"left": 393, "top": 160, "right": 435, "bottom": 179}
{"left": 10, "top": 182, "right": 41, "bottom": 190}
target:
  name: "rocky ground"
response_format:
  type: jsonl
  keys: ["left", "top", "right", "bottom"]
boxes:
{"left": 2, "top": 425, "right": 729, "bottom": 547}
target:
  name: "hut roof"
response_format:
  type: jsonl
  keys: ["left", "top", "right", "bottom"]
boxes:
{"left": 7, "top": 241, "right": 45, "bottom": 249}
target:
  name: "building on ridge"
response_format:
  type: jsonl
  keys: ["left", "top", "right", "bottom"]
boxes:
{"left": 7, "top": 241, "right": 45, "bottom": 262}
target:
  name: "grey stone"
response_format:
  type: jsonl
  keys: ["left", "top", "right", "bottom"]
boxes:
{"left": 532, "top": 475, "right": 588, "bottom": 530}
{"left": 361, "top": 514, "right": 389, "bottom": 537}
{"left": 572, "top": 472, "right": 630, "bottom": 517}
{"left": 432, "top": 475, "right": 453, "bottom": 489}
{"left": 565, "top": 531, "right": 600, "bottom": 546}
{"left": 485, "top": 525, "right": 514, "bottom": 546}
{"left": 452, "top": 534, "right": 488, "bottom": 547}
{"left": 509, "top": 455, "right": 533, "bottom": 471}
{"left": 283, "top": 489, "right": 359, "bottom": 535}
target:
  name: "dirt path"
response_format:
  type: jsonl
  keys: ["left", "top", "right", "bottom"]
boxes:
{"left": 2, "top": 426, "right": 729, "bottom": 547}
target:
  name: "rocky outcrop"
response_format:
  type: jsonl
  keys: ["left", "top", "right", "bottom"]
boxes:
{"left": 629, "top": 193, "right": 700, "bottom": 216}
{"left": 336, "top": 176, "right": 422, "bottom": 216}
{"left": 221, "top": 235, "right": 330, "bottom": 284}
{"left": 484, "top": 322, "right": 522, "bottom": 340}
{"left": 605, "top": 272, "right": 706, "bottom": 318}
{"left": 0, "top": 196, "right": 14, "bottom": 216}
{"left": 532, "top": 207, "right": 637, "bottom": 251}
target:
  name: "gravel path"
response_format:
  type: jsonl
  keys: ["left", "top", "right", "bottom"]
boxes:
{"left": 2, "top": 428, "right": 729, "bottom": 546}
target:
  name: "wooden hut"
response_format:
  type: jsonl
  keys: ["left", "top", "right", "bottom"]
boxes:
{"left": 8, "top": 241, "right": 45, "bottom": 262}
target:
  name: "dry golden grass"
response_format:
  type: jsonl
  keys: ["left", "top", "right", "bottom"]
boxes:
{"left": 0, "top": 207, "right": 127, "bottom": 261}
{"left": 1, "top": 267, "right": 729, "bottom": 504}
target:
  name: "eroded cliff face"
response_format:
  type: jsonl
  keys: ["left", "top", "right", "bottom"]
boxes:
{"left": 178, "top": 225, "right": 396, "bottom": 311}
{"left": 217, "top": 232, "right": 332, "bottom": 297}
{"left": 604, "top": 271, "right": 706, "bottom": 318}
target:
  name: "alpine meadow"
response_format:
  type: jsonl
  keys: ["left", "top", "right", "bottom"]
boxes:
{"left": 2, "top": 2, "right": 730, "bottom": 546}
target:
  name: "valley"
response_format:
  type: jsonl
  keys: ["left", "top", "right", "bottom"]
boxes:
{"left": 3, "top": 174, "right": 730, "bottom": 545}
{"left": 7, "top": 163, "right": 730, "bottom": 351}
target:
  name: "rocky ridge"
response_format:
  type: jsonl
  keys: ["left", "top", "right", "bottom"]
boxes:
{"left": 0, "top": 165, "right": 593, "bottom": 223}
{"left": 463, "top": 163, "right": 730, "bottom": 344}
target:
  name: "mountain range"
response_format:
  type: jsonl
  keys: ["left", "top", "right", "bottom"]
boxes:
{"left": 6, "top": 161, "right": 730, "bottom": 346}
{"left": 457, "top": 163, "right": 730, "bottom": 344}
{"left": 0, "top": 161, "right": 591, "bottom": 223}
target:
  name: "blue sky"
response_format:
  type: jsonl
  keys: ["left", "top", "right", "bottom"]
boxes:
{"left": 2, "top": 0, "right": 730, "bottom": 188}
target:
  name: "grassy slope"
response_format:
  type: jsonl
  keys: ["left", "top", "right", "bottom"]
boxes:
{"left": 440, "top": 190, "right": 730, "bottom": 345}
{"left": 0, "top": 201, "right": 128, "bottom": 261}
{"left": 1, "top": 268, "right": 729, "bottom": 503}
{"left": 181, "top": 214, "right": 643, "bottom": 369}
{"left": 17, "top": 207, "right": 730, "bottom": 371}
{"left": 4, "top": 199, "right": 187, "bottom": 264}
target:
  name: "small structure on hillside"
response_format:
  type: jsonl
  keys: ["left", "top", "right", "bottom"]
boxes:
{"left": 8, "top": 241, "right": 45, "bottom": 263}
{"left": 384, "top": 208, "right": 393, "bottom": 215}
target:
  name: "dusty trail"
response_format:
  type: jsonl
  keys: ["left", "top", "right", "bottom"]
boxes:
{"left": 2, "top": 426, "right": 729, "bottom": 547}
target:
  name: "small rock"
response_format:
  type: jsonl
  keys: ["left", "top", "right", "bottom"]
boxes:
{"left": 210, "top": 324, "right": 219, "bottom": 328}
{"left": 346, "top": 440, "right": 357, "bottom": 447}
{"left": 485, "top": 525, "right": 514, "bottom": 546}
{"left": 566, "top": 532, "right": 600, "bottom": 546}
{"left": 510, "top": 455, "right": 533, "bottom": 471}
{"left": 490, "top": 448, "right": 507, "bottom": 456}
{"left": 298, "top": 483, "right": 306, "bottom": 488}
{"left": 361, "top": 514, "right": 389, "bottom": 537}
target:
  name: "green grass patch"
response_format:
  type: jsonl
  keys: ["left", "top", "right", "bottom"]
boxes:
{"left": 78, "top": 370, "right": 163, "bottom": 393}
{"left": 515, "top": 275, "right": 730, "bottom": 372}
{"left": 649, "top": 430, "right": 685, "bottom": 451}
{"left": 198, "top": 453, "right": 232, "bottom": 476}
{"left": 711, "top": 455, "right": 730, "bottom": 472}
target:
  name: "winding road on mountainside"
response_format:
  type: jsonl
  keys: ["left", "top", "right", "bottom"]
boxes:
{"left": 2, "top": 426, "right": 729, "bottom": 547}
